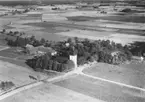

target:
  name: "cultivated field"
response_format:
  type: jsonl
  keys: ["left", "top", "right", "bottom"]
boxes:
{"left": 2, "top": 73, "right": 145, "bottom": 102}
{"left": 83, "top": 62, "right": 145, "bottom": 88}
{"left": 0, "top": 5, "right": 145, "bottom": 44}
{"left": 0, "top": 60, "right": 47, "bottom": 87}
{"left": 0, "top": 3, "right": 145, "bottom": 102}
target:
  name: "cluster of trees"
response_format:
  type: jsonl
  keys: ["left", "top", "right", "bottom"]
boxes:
{"left": 11, "top": 9, "right": 30, "bottom": 15}
{"left": 0, "top": 81, "right": 15, "bottom": 91}
{"left": 5, "top": 31, "right": 52, "bottom": 48}
{"left": 31, "top": 37, "right": 132, "bottom": 65}
{"left": 120, "top": 8, "right": 132, "bottom": 13}
{"left": 26, "top": 53, "right": 75, "bottom": 72}
{"left": 4, "top": 30, "right": 133, "bottom": 72}
{"left": 75, "top": 38, "right": 132, "bottom": 65}
{"left": 26, "top": 37, "right": 133, "bottom": 73}
{"left": 127, "top": 41, "right": 145, "bottom": 56}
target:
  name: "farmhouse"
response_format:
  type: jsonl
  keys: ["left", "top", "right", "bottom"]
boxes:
{"left": 25, "top": 44, "right": 57, "bottom": 56}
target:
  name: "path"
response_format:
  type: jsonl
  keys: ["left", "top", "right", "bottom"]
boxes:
{"left": 0, "top": 46, "right": 9, "bottom": 51}
{"left": 74, "top": 62, "right": 145, "bottom": 92}
{"left": 1, "top": 61, "right": 145, "bottom": 101}
{"left": 0, "top": 64, "right": 85, "bottom": 101}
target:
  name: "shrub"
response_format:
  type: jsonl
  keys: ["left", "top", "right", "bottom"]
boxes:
{"left": 77, "top": 56, "right": 86, "bottom": 65}
{"left": 121, "top": 8, "right": 131, "bottom": 12}
{"left": 63, "top": 64, "right": 69, "bottom": 71}
{"left": 65, "top": 60, "right": 75, "bottom": 71}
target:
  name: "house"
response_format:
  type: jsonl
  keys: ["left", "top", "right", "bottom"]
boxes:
{"left": 37, "top": 46, "right": 57, "bottom": 56}
{"left": 25, "top": 44, "right": 57, "bottom": 56}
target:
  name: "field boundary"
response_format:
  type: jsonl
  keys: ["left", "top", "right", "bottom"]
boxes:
{"left": 81, "top": 72, "right": 145, "bottom": 92}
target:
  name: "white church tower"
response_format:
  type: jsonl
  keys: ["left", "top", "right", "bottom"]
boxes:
{"left": 65, "top": 42, "right": 78, "bottom": 69}
{"left": 69, "top": 54, "right": 77, "bottom": 69}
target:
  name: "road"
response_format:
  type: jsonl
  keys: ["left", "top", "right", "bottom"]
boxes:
{"left": 0, "top": 47, "right": 144, "bottom": 102}
{"left": 1, "top": 62, "right": 145, "bottom": 102}
{"left": 0, "top": 63, "right": 95, "bottom": 101}
{"left": 0, "top": 46, "right": 9, "bottom": 51}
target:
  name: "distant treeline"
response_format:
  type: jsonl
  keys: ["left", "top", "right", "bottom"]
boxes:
{"left": 0, "top": 1, "right": 75, "bottom": 6}
{"left": 0, "top": 0, "right": 140, "bottom": 6}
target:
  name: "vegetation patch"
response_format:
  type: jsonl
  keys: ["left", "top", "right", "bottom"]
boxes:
{"left": 25, "top": 37, "right": 132, "bottom": 72}
{"left": 2, "top": 29, "right": 144, "bottom": 73}
{"left": 67, "top": 16, "right": 95, "bottom": 22}
{"left": 0, "top": 81, "right": 15, "bottom": 92}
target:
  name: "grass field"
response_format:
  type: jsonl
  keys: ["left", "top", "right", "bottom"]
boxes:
{"left": 0, "top": 60, "right": 47, "bottom": 87}
{"left": 0, "top": 47, "right": 28, "bottom": 59}
{"left": 83, "top": 62, "right": 145, "bottom": 88}
{"left": 1, "top": 82, "right": 105, "bottom": 102}
{"left": 54, "top": 74, "right": 145, "bottom": 102}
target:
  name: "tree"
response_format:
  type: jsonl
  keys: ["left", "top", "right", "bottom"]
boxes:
{"left": 65, "top": 60, "right": 75, "bottom": 71}
{"left": 9, "top": 31, "right": 13, "bottom": 35}
{"left": 33, "top": 40, "right": 41, "bottom": 47}
{"left": 124, "top": 50, "right": 132, "bottom": 61}
{"left": 40, "top": 38, "right": 46, "bottom": 45}
{"left": 52, "top": 60, "right": 58, "bottom": 71}
{"left": 48, "top": 60, "right": 53, "bottom": 70}
{"left": 2, "top": 29, "right": 6, "bottom": 33}
{"left": 42, "top": 54, "right": 50, "bottom": 70}
{"left": 14, "top": 31, "right": 19, "bottom": 35}
{"left": 98, "top": 51, "right": 105, "bottom": 62}
{"left": 30, "top": 35, "right": 36, "bottom": 41}
{"left": 92, "top": 53, "right": 99, "bottom": 62}
{"left": 23, "top": 9, "right": 30, "bottom": 13}
{"left": 74, "top": 37, "right": 79, "bottom": 43}
{"left": 67, "top": 38, "right": 72, "bottom": 44}
{"left": 35, "top": 57, "right": 42, "bottom": 70}
{"left": 104, "top": 54, "right": 113, "bottom": 64}
{"left": 116, "top": 43, "right": 123, "bottom": 50}
{"left": 82, "top": 38, "right": 90, "bottom": 46}
{"left": 121, "top": 8, "right": 131, "bottom": 12}
{"left": 77, "top": 56, "right": 86, "bottom": 65}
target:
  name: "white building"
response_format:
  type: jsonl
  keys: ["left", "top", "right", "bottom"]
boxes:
{"left": 69, "top": 55, "right": 77, "bottom": 68}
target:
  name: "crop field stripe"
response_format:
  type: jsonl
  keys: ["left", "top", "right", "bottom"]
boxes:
{"left": 81, "top": 73, "right": 145, "bottom": 92}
